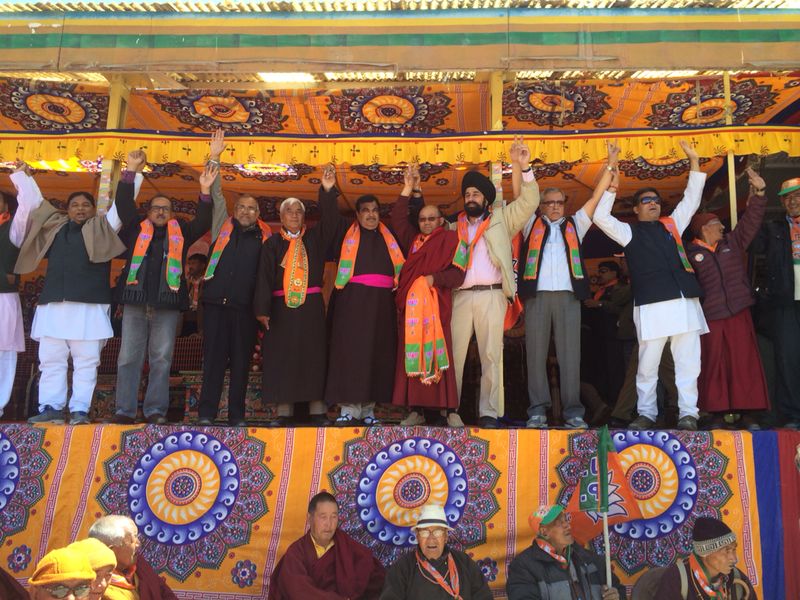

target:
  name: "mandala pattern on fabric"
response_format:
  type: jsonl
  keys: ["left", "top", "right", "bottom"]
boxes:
{"left": 97, "top": 428, "right": 272, "bottom": 581}
{"left": 329, "top": 429, "right": 500, "bottom": 566}
{"left": 556, "top": 430, "right": 732, "bottom": 577}
{"left": 647, "top": 79, "right": 778, "bottom": 129}
{"left": 231, "top": 559, "right": 257, "bottom": 588}
{"left": 232, "top": 163, "right": 314, "bottom": 183}
{"left": 153, "top": 92, "right": 287, "bottom": 133}
{"left": 0, "top": 426, "right": 50, "bottom": 545}
{"left": 477, "top": 557, "right": 498, "bottom": 582}
{"left": 327, "top": 87, "right": 453, "bottom": 134}
{"left": 7, "top": 544, "right": 31, "bottom": 573}
{"left": 350, "top": 163, "right": 450, "bottom": 186}
{"left": 503, "top": 83, "right": 610, "bottom": 127}
{"left": 619, "top": 156, "right": 713, "bottom": 181}
{"left": 0, "top": 79, "right": 108, "bottom": 131}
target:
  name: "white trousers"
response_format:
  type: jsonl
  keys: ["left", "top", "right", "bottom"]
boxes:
{"left": 636, "top": 330, "right": 701, "bottom": 420}
{"left": 451, "top": 289, "right": 507, "bottom": 419}
{"left": 38, "top": 337, "right": 104, "bottom": 413}
{"left": 0, "top": 350, "right": 17, "bottom": 417}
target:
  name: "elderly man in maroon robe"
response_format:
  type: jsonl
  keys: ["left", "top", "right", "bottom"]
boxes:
{"left": 269, "top": 491, "right": 385, "bottom": 600}
{"left": 390, "top": 164, "right": 466, "bottom": 427}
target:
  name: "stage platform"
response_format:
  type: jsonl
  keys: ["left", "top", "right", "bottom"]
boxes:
{"left": 0, "top": 423, "right": 797, "bottom": 599}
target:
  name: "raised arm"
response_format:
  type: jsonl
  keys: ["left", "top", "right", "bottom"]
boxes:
{"left": 106, "top": 149, "right": 147, "bottom": 232}
{"left": 389, "top": 163, "right": 419, "bottom": 253}
{"left": 671, "top": 140, "right": 707, "bottom": 234}
{"left": 316, "top": 164, "right": 349, "bottom": 250}
{"left": 8, "top": 161, "right": 44, "bottom": 247}
{"left": 207, "top": 129, "right": 230, "bottom": 240}
{"left": 583, "top": 142, "right": 620, "bottom": 221}
{"left": 504, "top": 138, "right": 541, "bottom": 235}
{"left": 728, "top": 167, "right": 768, "bottom": 250}
{"left": 182, "top": 163, "right": 216, "bottom": 246}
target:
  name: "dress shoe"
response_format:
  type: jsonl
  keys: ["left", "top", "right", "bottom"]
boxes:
{"left": 68, "top": 411, "right": 91, "bottom": 425}
{"left": 147, "top": 414, "right": 168, "bottom": 425}
{"left": 28, "top": 406, "right": 64, "bottom": 424}
{"left": 676, "top": 416, "right": 698, "bottom": 431}
{"left": 478, "top": 416, "right": 499, "bottom": 429}
{"left": 628, "top": 415, "right": 656, "bottom": 431}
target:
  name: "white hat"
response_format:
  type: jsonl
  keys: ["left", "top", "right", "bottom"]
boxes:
{"left": 412, "top": 505, "right": 453, "bottom": 531}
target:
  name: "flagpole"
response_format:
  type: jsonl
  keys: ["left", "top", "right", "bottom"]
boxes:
{"left": 602, "top": 511, "right": 612, "bottom": 588}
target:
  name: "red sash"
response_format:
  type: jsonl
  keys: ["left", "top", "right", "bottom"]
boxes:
{"left": 415, "top": 551, "right": 462, "bottom": 599}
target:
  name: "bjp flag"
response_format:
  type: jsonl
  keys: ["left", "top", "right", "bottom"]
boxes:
{"left": 567, "top": 426, "right": 643, "bottom": 545}
{"left": 504, "top": 232, "right": 524, "bottom": 331}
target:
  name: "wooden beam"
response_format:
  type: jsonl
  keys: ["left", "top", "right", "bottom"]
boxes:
{"left": 96, "top": 74, "right": 131, "bottom": 211}
{"left": 723, "top": 71, "right": 738, "bottom": 228}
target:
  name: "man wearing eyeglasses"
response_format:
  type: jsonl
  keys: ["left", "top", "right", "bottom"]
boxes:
{"left": 28, "top": 547, "right": 96, "bottom": 600}
{"left": 593, "top": 140, "right": 707, "bottom": 431}
{"left": 197, "top": 130, "right": 272, "bottom": 427}
{"left": 381, "top": 504, "right": 492, "bottom": 599}
{"left": 517, "top": 145, "right": 621, "bottom": 430}
{"left": 112, "top": 135, "right": 223, "bottom": 426}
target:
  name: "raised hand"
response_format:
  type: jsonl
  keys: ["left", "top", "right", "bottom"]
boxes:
{"left": 745, "top": 166, "right": 766, "bottom": 194}
{"left": 607, "top": 141, "right": 621, "bottom": 167}
{"left": 411, "top": 162, "right": 421, "bottom": 190}
{"left": 679, "top": 140, "right": 699, "bottom": 161}
{"left": 321, "top": 164, "right": 337, "bottom": 192}
{"left": 509, "top": 135, "right": 531, "bottom": 169}
{"left": 402, "top": 164, "right": 415, "bottom": 195}
{"left": 210, "top": 129, "right": 227, "bottom": 161}
{"left": 199, "top": 162, "right": 219, "bottom": 193}
{"left": 12, "top": 160, "right": 32, "bottom": 177}
{"left": 126, "top": 149, "right": 147, "bottom": 173}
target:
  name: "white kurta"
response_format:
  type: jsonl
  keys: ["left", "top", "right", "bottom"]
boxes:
{"left": 592, "top": 170, "right": 709, "bottom": 342}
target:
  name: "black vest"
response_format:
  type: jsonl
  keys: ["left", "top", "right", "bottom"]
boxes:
{"left": 202, "top": 221, "right": 264, "bottom": 311}
{"left": 626, "top": 220, "right": 703, "bottom": 306}
{"left": 0, "top": 220, "right": 20, "bottom": 294}
{"left": 517, "top": 216, "right": 590, "bottom": 301}
{"left": 38, "top": 221, "right": 112, "bottom": 305}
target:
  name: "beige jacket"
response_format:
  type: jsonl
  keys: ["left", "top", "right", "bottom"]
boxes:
{"left": 448, "top": 178, "right": 540, "bottom": 299}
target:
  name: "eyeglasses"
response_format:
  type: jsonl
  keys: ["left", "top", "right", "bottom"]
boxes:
{"left": 149, "top": 206, "right": 171, "bottom": 214}
{"left": 41, "top": 583, "right": 91, "bottom": 599}
{"left": 598, "top": 268, "right": 610, "bottom": 274}
{"left": 235, "top": 205, "right": 259, "bottom": 213}
{"left": 418, "top": 216, "right": 440, "bottom": 223}
{"left": 541, "top": 200, "right": 566, "bottom": 207}
{"left": 638, "top": 195, "right": 661, "bottom": 205}
{"left": 416, "top": 528, "right": 447, "bottom": 539}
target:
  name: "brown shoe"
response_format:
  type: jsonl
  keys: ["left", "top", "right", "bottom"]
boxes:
{"left": 628, "top": 415, "right": 656, "bottom": 431}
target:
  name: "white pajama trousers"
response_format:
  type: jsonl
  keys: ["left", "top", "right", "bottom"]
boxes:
{"left": 37, "top": 337, "right": 104, "bottom": 414}
{"left": 636, "top": 330, "right": 701, "bottom": 420}
{"left": 0, "top": 350, "right": 16, "bottom": 416}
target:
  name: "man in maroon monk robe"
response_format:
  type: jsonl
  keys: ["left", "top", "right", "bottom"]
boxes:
{"left": 269, "top": 492, "right": 385, "bottom": 600}
{"left": 390, "top": 164, "right": 466, "bottom": 427}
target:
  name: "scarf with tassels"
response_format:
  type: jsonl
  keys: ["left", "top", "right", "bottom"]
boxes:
{"left": 452, "top": 212, "right": 490, "bottom": 271}
{"left": 689, "top": 554, "right": 727, "bottom": 598}
{"left": 415, "top": 551, "right": 462, "bottom": 600}
{"left": 126, "top": 219, "right": 184, "bottom": 292}
{"left": 790, "top": 216, "right": 800, "bottom": 265}
{"left": 659, "top": 217, "right": 694, "bottom": 273}
{"left": 404, "top": 276, "right": 449, "bottom": 384}
{"left": 205, "top": 217, "right": 271, "bottom": 280}
{"left": 335, "top": 222, "right": 404, "bottom": 289}
{"left": 0, "top": 212, "right": 10, "bottom": 226}
{"left": 280, "top": 227, "right": 309, "bottom": 308}
{"left": 523, "top": 217, "right": 584, "bottom": 280}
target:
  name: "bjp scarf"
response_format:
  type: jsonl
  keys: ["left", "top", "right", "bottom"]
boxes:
{"left": 415, "top": 552, "right": 462, "bottom": 599}
{"left": 593, "top": 278, "right": 619, "bottom": 301}
{"left": 335, "top": 222, "right": 404, "bottom": 289}
{"left": 126, "top": 219, "right": 184, "bottom": 292}
{"left": 205, "top": 217, "right": 271, "bottom": 280}
{"left": 404, "top": 276, "right": 449, "bottom": 384}
{"left": 536, "top": 539, "right": 570, "bottom": 570}
{"left": 659, "top": 217, "right": 694, "bottom": 273}
{"left": 523, "top": 217, "right": 584, "bottom": 280}
{"left": 280, "top": 227, "right": 310, "bottom": 308}
{"left": 0, "top": 212, "right": 10, "bottom": 226}
{"left": 689, "top": 553, "right": 727, "bottom": 598}
{"left": 452, "top": 212, "right": 490, "bottom": 271}
{"left": 790, "top": 216, "right": 800, "bottom": 265}
{"left": 109, "top": 566, "right": 137, "bottom": 591}
{"left": 692, "top": 238, "right": 718, "bottom": 254}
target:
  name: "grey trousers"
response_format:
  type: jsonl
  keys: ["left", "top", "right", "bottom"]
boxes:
{"left": 524, "top": 291, "right": 584, "bottom": 420}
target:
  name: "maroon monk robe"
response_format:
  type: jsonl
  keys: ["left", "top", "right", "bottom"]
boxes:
{"left": 268, "top": 530, "right": 385, "bottom": 600}
{"left": 390, "top": 195, "right": 465, "bottom": 409}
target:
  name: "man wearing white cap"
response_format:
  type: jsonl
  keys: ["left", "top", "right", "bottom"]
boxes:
{"left": 380, "top": 504, "right": 492, "bottom": 599}
{"left": 507, "top": 505, "right": 623, "bottom": 599}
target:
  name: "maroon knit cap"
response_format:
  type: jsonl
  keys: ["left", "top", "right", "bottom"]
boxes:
{"left": 690, "top": 213, "right": 720, "bottom": 238}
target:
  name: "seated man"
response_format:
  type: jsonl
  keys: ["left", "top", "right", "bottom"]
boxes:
{"left": 380, "top": 504, "right": 492, "bottom": 600}
{"left": 269, "top": 491, "right": 385, "bottom": 600}
{"left": 507, "top": 505, "right": 624, "bottom": 600}
{"left": 654, "top": 517, "right": 756, "bottom": 600}
{"left": 88, "top": 515, "right": 177, "bottom": 600}
{"left": 67, "top": 538, "right": 117, "bottom": 600}
{"left": 28, "top": 546, "right": 96, "bottom": 600}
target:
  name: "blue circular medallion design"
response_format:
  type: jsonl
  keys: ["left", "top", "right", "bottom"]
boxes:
{"left": 0, "top": 432, "right": 20, "bottom": 513}
{"left": 611, "top": 431, "right": 698, "bottom": 541}
{"left": 357, "top": 437, "right": 468, "bottom": 547}
{"left": 128, "top": 431, "right": 240, "bottom": 545}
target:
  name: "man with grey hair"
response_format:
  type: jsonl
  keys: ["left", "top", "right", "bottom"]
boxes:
{"left": 515, "top": 144, "right": 620, "bottom": 430}
{"left": 254, "top": 168, "right": 342, "bottom": 426}
{"left": 89, "top": 515, "right": 177, "bottom": 600}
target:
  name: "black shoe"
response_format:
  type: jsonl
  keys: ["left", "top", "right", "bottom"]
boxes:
{"left": 228, "top": 420, "right": 247, "bottom": 427}
{"left": 629, "top": 415, "right": 656, "bottom": 431}
{"left": 478, "top": 416, "right": 500, "bottom": 429}
{"left": 147, "top": 414, "right": 168, "bottom": 425}
{"left": 197, "top": 417, "right": 214, "bottom": 426}
{"left": 28, "top": 406, "right": 64, "bottom": 424}
{"left": 110, "top": 414, "right": 136, "bottom": 425}
{"left": 269, "top": 416, "right": 292, "bottom": 428}
{"left": 310, "top": 414, "right": 331, "bottom": 427}
{"left": 677, "top": 416, "right": 699, "bottom": 431}
{"left": 607, "top": 417, "right": 629, "bottom": 429}
{"left": 69, "top": 411, "right": 91, "bottom": 425}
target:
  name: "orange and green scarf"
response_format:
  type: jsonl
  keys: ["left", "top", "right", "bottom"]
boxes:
{"left": 205, "top": 217, "right": 271, "bottom": 280}
{"left": 126, "top": 219, "right": 184, "bottom": 292}
{"left": 452, "top": 212, "right": 490, "bottom": 271}
{"left": 790, "top": 216, "right": 800, "bottom": 265}
{"left": 536, "top": 538, "right": 571, "bottom": 570}
{"left": 689, "top": 554, "right": 726, "bottom": 598}
{"left": 281, "top": 227, "right": 309, "bottom": 308}
{"left": 660, "top": 216, "right": 694, "bottom": 273}
{"left": 523, "top": 217, "right": 584, "bottom": 280}
{"left": 404, "top": 277, "right": 449, "bottom": 384}
{"left": 335, "top": 222, "right": 404, "bottom": 289}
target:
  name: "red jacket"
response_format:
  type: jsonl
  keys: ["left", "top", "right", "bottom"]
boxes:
{"left": 687, "top": 194, "right": 766, "bottom": 322}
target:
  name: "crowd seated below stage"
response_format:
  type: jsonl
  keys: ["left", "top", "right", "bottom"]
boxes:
{"left": 1, "top": 132, "right": 798, "bottom": 433}
{"left": 1, "top": 506, "right": 757, "bottom": 600}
